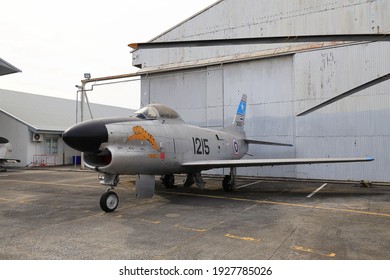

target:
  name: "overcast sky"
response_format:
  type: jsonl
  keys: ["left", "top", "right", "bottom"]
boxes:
{"left": 1, "top": 0, "right": 217, "bottom": 109}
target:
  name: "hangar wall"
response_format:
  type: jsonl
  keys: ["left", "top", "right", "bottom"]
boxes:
{"left": 136, "top": 0, "right": 390, "bottom": 182}
{"left": 294, "top": 42, "right": 390, "bottom": 181}
{"left": 140, "top": 42, "right": 390, "bottom": 182}
{"left": 141, "top": 56, "right": 298, "bottom": 178}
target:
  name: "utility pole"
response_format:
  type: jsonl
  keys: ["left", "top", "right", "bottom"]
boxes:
{"left": 79, "top": 73, "right": 91, "bottom": 170}
{"left": 74, "top": 72, "right": 139, "bottom": 170}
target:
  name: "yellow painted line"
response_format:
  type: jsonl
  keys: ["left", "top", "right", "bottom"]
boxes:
{"left": 262, "top": 200, "right": 390, "bottom": 218}
{"left": 292, "top": 245, "right": 336, "bottom": 258}
{"left": 0, "top": 197, "right": 32, "bottom": 204}
{"left": 175, "top": 224, "right": 207, "bottom": 232}
{"left": 138, "top": 218, "right": 161, "bottom": 224}
{"left": 0, "top": 179, "right": 97, "bottom": 189}
{"left": 160, "top": 191, "right": 390, "bottom": 218}
{"left": 225, "top": 233, "right": 261, "bottom": 243}
{"left": 160, "top": 191, "right": 254, "bottom": 203}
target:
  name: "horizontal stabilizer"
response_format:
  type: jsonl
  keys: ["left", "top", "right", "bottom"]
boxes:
{"left": 245, "top": 139, "right": 293, "bottom": 147}
{"left": 182, "top": 157, "right": 374, "bottom": 169}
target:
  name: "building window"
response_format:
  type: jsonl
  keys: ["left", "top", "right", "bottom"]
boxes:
{"left": 45, "top": 138, "right": 58, "bottom": 154}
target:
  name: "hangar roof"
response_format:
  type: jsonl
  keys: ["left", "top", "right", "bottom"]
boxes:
{"left": 0, "top": 89, "right": 134, "bottom": 133}
{"left": 0, "top": 58, "right": 21, "bottom": 76}
{"left": 132, "top": 0, "right": 390, "bottom": 70}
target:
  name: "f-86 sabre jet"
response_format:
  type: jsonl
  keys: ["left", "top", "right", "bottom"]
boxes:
{"left": 62, "top": 94, "right": 373, "bottom": 212}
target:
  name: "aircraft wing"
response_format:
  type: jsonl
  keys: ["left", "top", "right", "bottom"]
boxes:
{"left": 182, "top": 157, "right": 374, "bottom": 169}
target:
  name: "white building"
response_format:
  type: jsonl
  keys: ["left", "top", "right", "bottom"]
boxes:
{"left": 131, "top": 0, "right": 390, "bottom": 182}
{"left": 0, "top": 89, "right": 133, "bottom": 167}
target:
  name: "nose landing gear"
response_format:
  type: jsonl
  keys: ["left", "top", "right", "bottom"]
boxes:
{"left": 100, "top": 191, "right": 119, "bottom": 212}
{"left": 98, "top": 173, "right": 120, "bottom": 212}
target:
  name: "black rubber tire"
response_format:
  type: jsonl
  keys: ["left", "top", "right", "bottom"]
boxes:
{"left": 222, "top": 175, "right": 234, "bottom": 192}
{"left": 100, "top": 191, "right": 119, "bottom": 212}
{"left": 162, "top": 174, "right": 175, "bottom": 188}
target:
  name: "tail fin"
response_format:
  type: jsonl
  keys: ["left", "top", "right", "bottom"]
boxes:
{"left": 222, "top": 94, "right": 247, "bottom": 135}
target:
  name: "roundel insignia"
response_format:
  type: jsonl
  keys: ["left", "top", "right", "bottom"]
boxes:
{"left": 233, "top": 140, "right": 239, "bottom": 155}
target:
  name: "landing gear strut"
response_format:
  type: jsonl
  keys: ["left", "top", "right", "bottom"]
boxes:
{"left": 98, "top": 173, "right": 120, "bottom": 212}
{"left": 223, "top": 167, "right": 237, "bottom": 192}
{"left": 161, "top": 174, "right": 175, "bottom": 188}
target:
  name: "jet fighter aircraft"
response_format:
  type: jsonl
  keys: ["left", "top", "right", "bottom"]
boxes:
{"left": 0, "top": 137, "right": 20, "bottom": 171}
{"left": 63, "top": 94, "right": 373, "bottom": 212}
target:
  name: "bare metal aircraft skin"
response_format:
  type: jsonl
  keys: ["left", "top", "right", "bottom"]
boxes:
{"left": 62, "top": 94, "right": 373, "bottom": 212}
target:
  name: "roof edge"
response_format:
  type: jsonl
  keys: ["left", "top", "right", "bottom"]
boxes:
{"left": 148, "top": 0, "right": 223, "bottom": 43}
{"left": 0, "top": 58, "right": 22, "bottom": 75}
{"left": 1, "top": 109, "right": 66, "bottom": 134}
{"left": 136, "top": 41, "right": 361, "bottom": 75}
{"left": 0, "top": 109, "right": 37, "bottom": 130}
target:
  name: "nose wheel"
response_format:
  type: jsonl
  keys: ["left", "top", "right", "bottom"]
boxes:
{"left": 100, "top": 191, "right": 119, "bottom": 212}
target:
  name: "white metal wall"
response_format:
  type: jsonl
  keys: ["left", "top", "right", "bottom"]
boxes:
{"left": 294, "top": 42, "right": 390, "bottom": 181}
{"left": 0, "top": 112, "right": 29, "bottom": 165}
{"left": 141, "top": 69, "right": 208, "bottom": 127}
{"left": 222, "top": 57, "right": 297, "bottom": 177}
{"left": 141, "top": 56, "right": 298, "bottom": 177}
{"left": 140, "top": 41, "right": 390, "bottom": 182}
{"left": 136, "top": 0, "right": 390, "bottom": 182}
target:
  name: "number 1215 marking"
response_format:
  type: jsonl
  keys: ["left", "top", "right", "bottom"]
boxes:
{"left": 192, "top": 137, "right": 210, "bottom": 155}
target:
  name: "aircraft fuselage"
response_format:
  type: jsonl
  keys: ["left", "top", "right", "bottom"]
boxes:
{"left": 82, "top": 118, "right": 248, "bottom": 175}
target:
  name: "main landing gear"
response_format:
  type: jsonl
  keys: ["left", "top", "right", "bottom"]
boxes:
{"left": 162, "top": 169, "right": 237, "bottom": 192}
{"left": 222, "top": 167, "right": 237, "bottom": 192}
{"left": 98, "top": 173, "right": 119, "bottom": 212}
{"left": 161, "top": 174, "right": 175, "bottom": 188}
{"left": 162, "top": 173, "right": 206, "bottom": 190}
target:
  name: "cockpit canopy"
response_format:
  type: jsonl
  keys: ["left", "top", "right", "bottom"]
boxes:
{"left": 134, "top": 104, "right": 182, "bottom": 121}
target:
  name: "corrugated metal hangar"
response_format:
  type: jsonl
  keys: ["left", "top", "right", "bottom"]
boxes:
{"left": 131, "top": 0, "right": 390, "bottom": 182}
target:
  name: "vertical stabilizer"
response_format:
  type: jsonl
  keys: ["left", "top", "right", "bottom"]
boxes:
{"left": 222, "top": 94, "right": 247, "bottom": 135}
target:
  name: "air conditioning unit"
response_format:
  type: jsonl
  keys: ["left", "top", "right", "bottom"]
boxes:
{"left": 32, "top": 133, "right": 43, "bottom": 142}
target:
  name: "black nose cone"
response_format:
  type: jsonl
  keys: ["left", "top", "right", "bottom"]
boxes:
{"left": 63, "top": 119, "right": 108, "bottom": 153}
